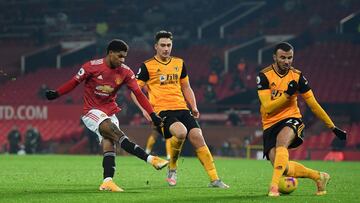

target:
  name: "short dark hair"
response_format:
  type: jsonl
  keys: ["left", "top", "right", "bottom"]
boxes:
{"left": 155, "top": 30, "right": 173, "bottom": 43}
{"left": 273, "top": 42, "right": 294, "bottom": 55}
{"left": 107, "top": 39, "right": 129, "bottom": 54}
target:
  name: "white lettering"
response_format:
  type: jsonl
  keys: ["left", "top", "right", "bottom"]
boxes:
{"left": 0, "top": 105, "right": 48, "bottom": 120}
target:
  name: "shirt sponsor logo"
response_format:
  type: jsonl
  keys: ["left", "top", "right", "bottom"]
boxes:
{"left": 159, "top": 74, "right": 179, "bottom": 85}
{"left": 95, "top": 85, "right": 114, "bottom": 94}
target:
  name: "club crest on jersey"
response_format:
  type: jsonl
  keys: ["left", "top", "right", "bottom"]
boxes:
{"left": 115, "top": 77, "right": 123, "bottom": 85}
{"left": 159, "top": 75, "right": 166, "bottom": 82}
{"left": 95, "top": 85, "right": 114, "bottom": 93}
{"left": 271, "top": 89, "right": 282, "bottom": 100}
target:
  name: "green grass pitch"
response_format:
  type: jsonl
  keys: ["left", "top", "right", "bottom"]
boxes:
{"left": 0, "top": 155, "right": 359, "bottom": 203}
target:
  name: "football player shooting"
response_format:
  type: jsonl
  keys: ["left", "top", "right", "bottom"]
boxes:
{"left": 131, "top": 30, "right": 229, "bottom": 188}
{"left": 256, "top": 42, "right": 347, "bottom": 197}
{"left": 45, "top": 39, "right": 168, "bottom": 192}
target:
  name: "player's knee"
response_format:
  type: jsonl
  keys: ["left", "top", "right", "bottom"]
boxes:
{"left": 99, "top": 120, "right": 123, "bottom": 142}
{"left": 102, "top": 138, "right": 115, "bottom": 152}
{"left": 188, "top": 128, "right": 206, "bottom": 147}
{"left": 175, "top": 128, "right": 187, "bottom": 140}
{"left": 170, "top": 122, "right": 187, "bottom": 140}
{"left": 99, "top": 120, "right": 112, "bottom": 138}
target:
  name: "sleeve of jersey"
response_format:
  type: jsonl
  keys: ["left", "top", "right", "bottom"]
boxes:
{"left": 126, "top": 70, "right": 154, "bottom": 114}
{"left": 302, "top": 90, "right": 335, "bottom": 129}
{"left": 56, "top": 65, "right": 89, "bottom": 95}
{"left": 298, "top": 73, "right": 311, "bottom": 93}
{"left": 257, "top": 72, "right": 288, "bottom": 114}
{"left": 56, "top": 78, "right": 80, "bottom": 95}
{"left": 135, "top": 63, "right": 149, "bottom": 83}
{"left": 180, "top": 61, "right": 189, "bottom": 82}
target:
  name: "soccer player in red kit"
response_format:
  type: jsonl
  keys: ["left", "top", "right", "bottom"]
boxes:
{"left": 45, "top": 39, "right": 169, "bottom": 192}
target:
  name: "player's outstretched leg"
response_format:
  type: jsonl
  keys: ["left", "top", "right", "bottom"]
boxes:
{"left": 151, "top": 156, "right": 170, "bottom": 170}
{"left": 119, "top": 135, "right": 169, "bottom": 170}
{"left": 316, "top": 172, "right": 330, "bottom": 195}
{"left": 286, "top": 161, "right": 330, "bottom": 195}
{"left": 99, "top": 120, "right": 168, "bottom": 170}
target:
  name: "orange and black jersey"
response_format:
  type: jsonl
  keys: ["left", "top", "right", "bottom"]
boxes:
{"left": 257, "top": 65, "right": 311, "bottom": 129}
{"left": 135, "top": 56, "right": 189, "bottom": 113}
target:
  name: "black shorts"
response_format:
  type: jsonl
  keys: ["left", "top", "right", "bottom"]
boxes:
{"left": 158, "top": 110, "right": 200, "bottom": 139}
{"left": 263, "top": 117, "right": 305, "bottom": 160}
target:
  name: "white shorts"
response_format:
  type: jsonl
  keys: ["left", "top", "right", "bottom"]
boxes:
{"left": 81, "top": 109, "right": 119, "bottom": 143}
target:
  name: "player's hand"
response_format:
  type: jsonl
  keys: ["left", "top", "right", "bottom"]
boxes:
{"left": 332, "top": 126, "right": 347, "bottom": 140}
{"left": 45, "top": 90, "right": 59, "bottom": 100}
{"left": 285, "top": 80, "right": 298, "bottom": 96}
{"left": 142, "top": 110, "right": 152, "bottom": 122}
{"left": 192, "top": 108, "right": 200, "bottom": 118}
{"left": 150, "top": 112, "right": 163, "bottom": 128}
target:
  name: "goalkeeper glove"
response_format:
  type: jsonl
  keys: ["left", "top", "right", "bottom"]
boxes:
{"left": 45, "top": 90, "right": 59, "bottom": 100}
{"left": 285, "top": 80, "right": 298, "bottom": 96}
{"left": 332, "top": 126, "right": 347, "bottom": 140}
{"left": 150, "top": 112, "right": 163, "bottom": 128}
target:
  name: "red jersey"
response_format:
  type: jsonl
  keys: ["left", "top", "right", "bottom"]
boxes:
{"left": 74, "top": 58, "right": 138, "bottom": 115}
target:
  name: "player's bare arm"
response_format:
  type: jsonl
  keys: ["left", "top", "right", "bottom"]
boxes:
{"left": 130, "top": 92, "right": 151, "bottom": 122}
{"left": 131, "top": 87, "right": 163, "bottom": 127}
{"left": 180, "top": 78, "right": 199, "bottom": 118}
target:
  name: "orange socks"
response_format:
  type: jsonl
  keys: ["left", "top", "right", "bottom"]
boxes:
{"left": 165, "top": 139, "right": 171, "bottom": 159}
{"left": 271, "top": 147, "right": 289, "bottom": 186}
{"left": 196, "top": 145, "right": 219, "bottom": 181}
{"left": 286, "top": 161, "right": 320, "bottom": 181}
{"left": 145, "top": 133, "right": 156, "bottom": 153}
{"left": 169, "top": 136, "right": 184, "bottom": 169}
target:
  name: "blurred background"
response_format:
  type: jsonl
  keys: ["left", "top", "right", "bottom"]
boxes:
{"left": 0, "top": 0, "right": 359, "bottom": 161}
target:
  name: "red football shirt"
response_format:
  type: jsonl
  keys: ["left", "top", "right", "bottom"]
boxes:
{"left": 74, "top": 58, "right": 138, "bottom": 115}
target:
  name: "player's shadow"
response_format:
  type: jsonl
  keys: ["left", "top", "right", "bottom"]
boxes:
{"left": 129, "top": 185, "right": 207, "bottom": 191}
{"left": 170, "top": 194, "right": 267, "bottom": 202}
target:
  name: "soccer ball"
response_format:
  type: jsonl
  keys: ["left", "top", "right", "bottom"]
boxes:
{"left": 278, "top": 176, "right": 298, "bottom": 194}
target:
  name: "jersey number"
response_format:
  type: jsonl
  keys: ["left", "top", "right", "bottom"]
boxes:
{"left": 286, "top": 119, "right": 300, "bottom": 127}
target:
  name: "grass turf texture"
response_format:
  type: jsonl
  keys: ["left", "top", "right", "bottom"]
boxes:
{"left": 0, "top": 155, "right": 359, "bottom": 203}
